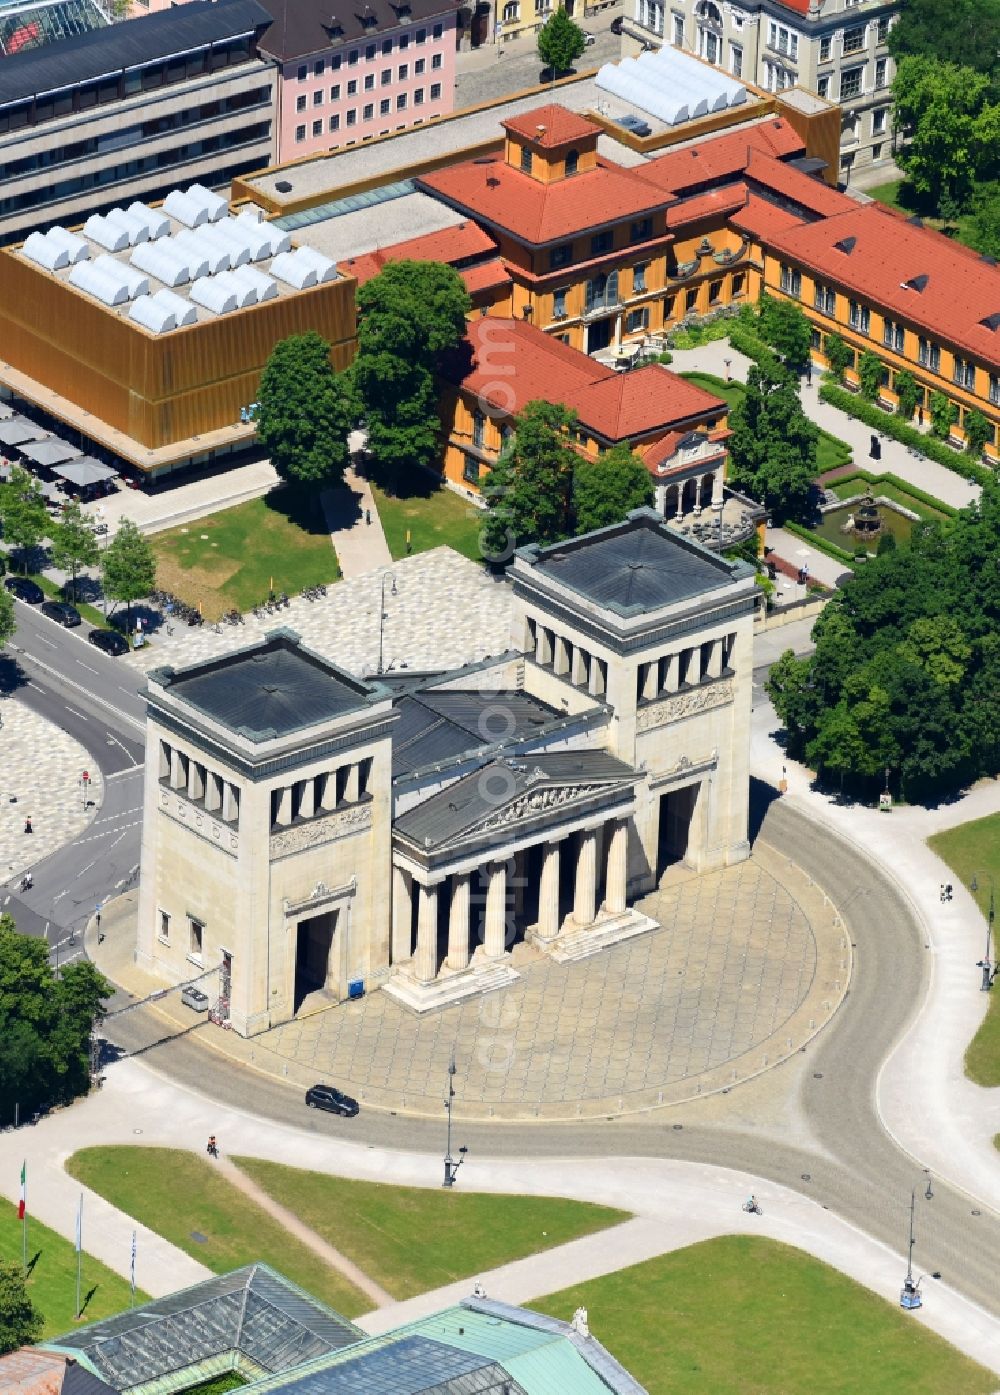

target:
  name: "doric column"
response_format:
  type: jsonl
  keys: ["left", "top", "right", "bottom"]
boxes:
{"left": 414, "top": 883, "right": 438, "bottom": 984}
{"left": 711, "top": 468, "right": 724, "bottom": 508}
{"left": 574, "top": 830, "right": 598, "bottom": 926}
{"left": 707, "top": 637, "right": 724, "bottom": 679}
{"left": 553, "top": 634, "right": 570, "bottom": 676}
{"left": 588, "top": 659, "right": 606, "bottom": 698}
{"left": 642, "top": 661, "right": 659, "bottom": 702}
{"left": 606, "top": 819, "right": 628, "bottom": 914}
{"left": 205, "top": 771, "right": 222, "bottom": 813}
{"left": 695, "top": 476, "right": 703, "bottom": 508}
{"left": 447, "top": 874, "right": 471, "bottom": 970}
{"left": 187, "top": 760, "right": 205, "bottom": 803}
{"left": 662, "top": 653, "right": 680, "bottom": 693}
{"left": 298, "top": 777, "right": 315, "bottom": 820}
{"left": 674, "top": 486, "right": 684, "bottom": 520}
{"left": 537, "top": 840, "right": 562, "bottom": 940}
{"left": 222, "top": 783, "right": 239, "bottom": 825}
{"left": 535, "top": 626, "right": 553, "bottom": 666}
{"left": 169, "top": 748, "right": 184, "bottom": 790}
{"left": 484, "top": 862, "right": 508, "bottom": 958}
{"left": 391, "top": 864, "right": 413, "bottom": 963}
{"left": 274, "top": 786, "right": 292, "bottom": 826}
{"left": 343, "top": 764, "right": 360, "bottom": 803}
{"left": 319, "top": 771, "right": 338, "bottom": 810}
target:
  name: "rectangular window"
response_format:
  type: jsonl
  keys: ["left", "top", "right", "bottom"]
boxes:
{"left": 297, "top": 63, "right": 307, "bottom": 80}
{"left": 633, "top": 262, "right": 647, "bottom": 293}
{"left": 874, "top": 57, "right": 887, "bottom": 88}
{"left": 317, "top": 87, "right": 328, "bottom": 103}
{"left": 432, "top": 51, "right": 442, "bottom": 68}
{"left": 329, "top": 113, "right": 340, "bottom": 130}
{"left": 520, "top": 146, "right": 532, "bottom": 173}
{"left": 312, "top": 119, "right": 322, "bottom": 135}
{"left": 158, "top": 910, "right": 170, "bottom": 943}
{"left": 415, "top": 56, "right": 425, "bottom": 73}
{"left": 381, "top": 67, "right": 392, "bottom": 84}
{"left": 780, "top": 264, "right": 802, "bottom": 297}
{"left": 188, "top": 917, "right": 204, "bottom": 961}
{"left": 430, "top": 81, "right": 441, "bottom": 99}
{"left": 814, "top": 282, "right": 836, "bottom": 316}
{"left": 991, "top": 376, "right": 1000, "bottom": 407}
{"left": 731, "top": 272, "right": 745, "bottom": 298}
{"left": 396, "top": 92, "right": 407, "bottom": 109}
{"left": 585, "top": 269, "right": 619, "bottom": 312}
{"left": 876, "top": 14, "right": 889, "bottom": 42}
{"left": 433, "top": 21, "right": 443, "bottom": 36}
{"left": 416, "top": 26, "right": 426, "bottom": 41}
{"left": 414, "top": 86, "right": 424, "bottom": 104}
{"left": 841, "top": 65, "right": 864, "bottom": 99}
{"left": 953, "top": 357, "right": 976, "bottom": 390}
{"left": 918, "top": 337, "right": 941, "bottom": 372}
{"left": 366, "top": 42, "right": 376, "bottom": 59}
{"left": 383, "top": 37, "right": 392, "bottom": 52}
{"left": 817, "top": 75, "right": 830, "bottom": 98}
{"left": 364, "top": 73, "right": 374, "bottom": 90}
{"left": 843, "top": 23, "right": 865, "bottom": 53}
{"left": 380, "top": 97, "right": 390, "bottom": 114}
{"left": 363, "top": 102, "right": 374, "bottom": 119}
{"left": 549, "top": 243, "right": 572, "bottom": 270}
{"left": 347, "top": 78, "right": 357, "bottom": 94}
{"left": 630, "top": 217, "right": 652, "bottom": 243}
{"left": 708, "top": 278, "right": 723, "bottom": 304}
{"left": 627, "top": 307, "right": 650, "bottom": 334}
{"left": 472, "top": 411, "right": 485, "bottom": 448}
{"left": 591, "top": 230, "right": 613, "bottom": 256}
{"left": 313, "top": 58, "right": 324, "bottom": 75}
{"left": 400, "top": 32, "right": 409, "bottom": 47}
{"left": 882, "top": 319, "right": 904, "bottom": 353}
{"left": 553, "top": 287, "right": 568, "bottom": 317}
{"left": 296, "top": 94, "right": 306, "bottom": 111}
{"left": 463, "top": 454, "right": 481, "bottom": 485}
{"left": 346, "top": 107, "right": 357, "bottom": 125}
{"left": 331, "top": 83, "right": 341, "bottom": 99}
{"left": 663, "top": 293, "right": 675, "bottom": 320}
{"left": 819, "top": 34, "right": 831, "bottom": 61}
{"left": 872, "top": 105, "right": 888, "bottom": 134}
{"left": 729, "top": 42, "right": 742, "bottom": 77}
{"left": 685, "top": 287, "right": 698, "bottom": 313}
{"left": 331, "top": 53, "right": 342, "bottom": 68}
{"left": 398, "top": 63, "right": 409, "bottom": 78}
{"left": 849, "top": 300, "right": 870, "bottom": 334}
{"left": 295, "top": 124, "right": 306, "bottom": 141}
{"left": 348, "top": 48, "right": 359, "bottom": 64}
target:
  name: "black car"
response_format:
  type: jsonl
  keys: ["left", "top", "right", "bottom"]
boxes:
{"left": 305, "top": 1084, "right": 359, "bottom": 1117}
{"left": 41, "top": 599, "right": 81, "bottom": 627}
{"left": 4, "top": 576, "right": 44, "bottom": 604}
{"left": 88, "top": 628, "right": 129, "bottom": 656}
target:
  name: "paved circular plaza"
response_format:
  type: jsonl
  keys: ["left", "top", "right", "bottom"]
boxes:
{"left": 249, "top": 843, "right": 849, "bottom": 1120}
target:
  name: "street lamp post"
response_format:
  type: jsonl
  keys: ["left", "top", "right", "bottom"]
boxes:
{"left": 971, "top": 873, "right": 996, "bottom": 991}
{"left": 376, "top": 571, "right": 397, "bottom": 676}
{"left": 900, "top": 1188, "right": 922, "bottom": 1310}
{"left": 442, "top": 1054, "right": 468, "bottom": 1188}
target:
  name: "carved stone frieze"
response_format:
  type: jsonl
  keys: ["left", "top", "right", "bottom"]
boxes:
{"left": 636, "top": 678, "right": 734, "bottom": 733}
{"left": 159, "top": 786, "right": 238, "bottom": 855}
{"left": 270, "top": 801, "right": 373, "bottom": 859}
{"left": 471, "top": 782, "right": 611, "bottom": 836}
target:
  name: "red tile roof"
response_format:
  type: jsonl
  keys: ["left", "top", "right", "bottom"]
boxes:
{"left": 339, "top": 220, "right": 497, "bottom": 285}
{"left": 636, "top": 118, "right": 804, "bottom": 196}
{"left": 744, "top": 149, "right": 854, "bottom": 217}
{"left": 503, "top": 104, "right": 600, "bottom": 148}
{"left": 448, "top": 318, "right": 725, "bottom": 442}
{"left": 764, "top": 203, "right": 1000, "bottom": 363}
{"left": 729, "top": 191, "right": 805, "bottom": 241}
{"left": 460, "top": 258, "right": 512, "bottom": 294}
{"left": 417, "top": 154, "right": 671, "bottom": 245}
{"left": 665, "top": 185, "right": 749, "bottom": 229}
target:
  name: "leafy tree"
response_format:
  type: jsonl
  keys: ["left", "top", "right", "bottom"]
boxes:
{"left": 857, "top": 350, "right": 885, "bottom": 402}
{"left": 893, "top": 369, "right": 921, "bottom": 423}
{"left": 823, "top": 333, "right": 853, "bottom": 382}
{"left": 876, "top": 531, "right": 897, "bottom": 555}
{"left": 572, "top": 443, "right": 653, "bottom": 534}
{"left": 0, "top": 912, "right": 110, "bottom": 1125}
{"left": 928, "top": 390, "right": 958, "bottom": 439}
{"left": 892, "top": 57, "right": 998, "bottom": 212}
{"left": 0, "top": 587, "right": 14, "bottom": 650}
{"left": 480, "top": 400, "right": 578, "bottom": 561}
{"left": 758, "top": 293, "right": 812, "bottom": 367}
{"left": 805, "top": 702, "right": 868, "bottom": 792}
{"left": 0, "top": 1261, "right": 42, "bottom": 1355}
{"left": 888, "top": 0, "right": 1000, "bottom": 78}
{"left": 101, "top": 518, "right": 156, "bottom": 632}
{"left": 0, "top": 467, "right": 49, "bottom": 571}
{"left": 354, "top": 261, "right": 470, "bottom": 488}
{"left": 725, "top": 361, "right": 818, "bottom": 523}
{"left": 537, "top": 6, "right": 585, "bottom": 77}
{"left": 50, "top": 499, "right": 99, "bottom": 600}
{"left": 968, "top": 182, "right": 1000, "bottom": 258}
{"left": 963, "top": 409, "right": 993, "bottom": 458}
{"left": 897, "top": 614, "right": 971, "bottom": 686}
{"left": 256, "top": 332, "right": 354, "bottom": 488}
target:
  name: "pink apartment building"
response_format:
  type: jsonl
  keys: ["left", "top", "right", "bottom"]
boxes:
{"left": 259, "top": 0, "right": 462, "bottom": 163}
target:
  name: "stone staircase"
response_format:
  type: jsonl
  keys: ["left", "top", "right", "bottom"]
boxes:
{"left": 382, "top": 958, "right": 520, "bottom": 1015}
{"left": 546, "top": 908, "right": 660, "bottom": 963}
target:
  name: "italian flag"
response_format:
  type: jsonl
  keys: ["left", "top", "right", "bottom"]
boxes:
{"left": 17, "top": 1161, "right": 25, "bottom": 1221}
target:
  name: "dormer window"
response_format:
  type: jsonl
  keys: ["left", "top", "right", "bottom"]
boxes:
{"left": 326, "top": 17, "right": 344, "bottom": 36}
{"left": 834, "top": 236, "right": 856, "bottom": 255}
{"left": 565, "top": 149, "right": 579, "bottom": 176}
{"left": 520, "top": 146, "right": 532, "bottom": 174}
{"left": 901, "top": 274, "right": 929, "bottom": 293}
{"left": 360, "top": 6, "right": 377, "bottom": 27}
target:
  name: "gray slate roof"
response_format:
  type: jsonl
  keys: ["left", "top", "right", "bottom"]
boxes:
{"left": 156, "top": 632, "right": 377, "bottom": 739}
{"left": 519, "top": 509, "right": 747, "bottom": 616}
{"left": 392, "top": 688, "right": 560, "bottom": 777}
{"left": 44, "top": 1264, "right": 362, "bottom": 1393}
{"left": 256, "top": 0, "right": 461, "bottom": 63}
{"left": 395, "top": 750, "right": 638, "bottom": 852}
{"left": 0, "top": 0, "right": 271, "bottom": 108}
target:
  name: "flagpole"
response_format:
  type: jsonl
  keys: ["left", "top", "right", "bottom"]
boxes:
{"left": 75, "top": 1192, "right": 83, "bottom": 1320}
{"left": 20, "top": 1161, "right": 27, "bottom": 1278}
{"left": 130, "top": 1230, "right": 136, "bottom": 1309}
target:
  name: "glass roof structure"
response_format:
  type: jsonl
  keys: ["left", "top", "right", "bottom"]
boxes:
{"left": 0, "top": 0, "right": 106, "bottom": 57}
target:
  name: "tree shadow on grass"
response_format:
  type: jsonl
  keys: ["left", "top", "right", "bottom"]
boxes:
{"left": 263, "top": 483, "right": 331, "bottom": 537}
{"left": 79, "top": 1284, "right": 99, "bottom": 1318}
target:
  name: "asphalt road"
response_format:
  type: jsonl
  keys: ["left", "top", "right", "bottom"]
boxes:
{"left": 1, "top": 596, "right": 145, "bottom": 959}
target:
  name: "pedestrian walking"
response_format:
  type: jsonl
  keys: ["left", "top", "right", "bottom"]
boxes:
{"left": 24, "top": 815, "right": 32, "bottom": 835}
{"left": 365, "top": 508, "right": 371, "bottom": 526}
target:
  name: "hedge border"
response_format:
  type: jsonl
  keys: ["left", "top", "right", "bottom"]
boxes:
{"left": 824, "top": 470, "right": 959, "bottom": 519}
{"left": 781, "top": 518, "right": 857, "bottom": 565}
{"left": 818, "top": 382, "right": 993, "bottom": 486}
{"left": 683, "top": 370, "right": 853, "bottom": 471}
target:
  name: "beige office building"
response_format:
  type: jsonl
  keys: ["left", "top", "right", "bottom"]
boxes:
{"left": 137, "top": 511, "right": 756, "bottom": 1033}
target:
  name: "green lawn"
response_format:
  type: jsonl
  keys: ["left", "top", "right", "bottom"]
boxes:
{"left": 0, "top": 1200, "right": 145, "bottom": 1336}
{"left": 680, "top": 371, "right": 852, "bottom": 473}
{"left": 66, "top": 1147, "right": 369, "bottom": 1317}
{"left": 232, "top": 1158, "right": 629, "bottom": 1301}
{"left": 151, "top": 491, "right": 341, "bottom": 620}
{"left": 532, "top": 1237, "right": 995, "bottom": 1395}
{"left": 867, "top": 180, "right": 978, "bottom": 253}
{"left": 184, "top": 1378, "right": 246, "bottom": 1394}
{"left": 927, "top": 815, "right": 1000, "bottom": 1087}
{"left": 824, "top": 472, "right": 951, "bottom": 521}
{"left": 371, "top": 482, "right": 484, "bottom": 564}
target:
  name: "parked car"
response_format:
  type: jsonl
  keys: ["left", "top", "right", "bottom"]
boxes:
{"left": 305, "top": 1084, "right": 360, "bottom": 1117}
{"left": 613, "top": 113, "right": 652, "bottom": 137}
{"left": 582, "top": 29, "right": 596, "bottom": 44}
{"left": 610, "top": 13, "right": 623, "bottom": 33}
{"left": 181, "top": 985, "right": 210, "bottom": 1013}
{"left": 87, "top": 628, "right": 129, "bottom": 656}
{"left": 41, "top": 599, "right": 81, "bottom": 627}
{"left": 4, "top": 576, "right": 44, "bottom": 604}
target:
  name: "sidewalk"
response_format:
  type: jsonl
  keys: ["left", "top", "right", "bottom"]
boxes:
{"left": 667, "top": 339, "right": 981, "bottom": 512}
{"left": 4, "top": 1057, "right": 1000, "bottom": 1375}
{"left": 321, "top": 468, "right": 392, "bottom": 578}
{"left": 80, "top": 459, "right": 279, "bottom": 537}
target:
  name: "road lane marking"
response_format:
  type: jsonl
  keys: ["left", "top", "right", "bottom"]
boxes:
{"left": 37, "top": 636, "right": 56, "bottom": 649}
{"left": 65, "top": 706, "right": 88, "bottom": 722}
{"left": 11, "top": 647, "right": 144, "bottom": 734}
{"left": 76, "top": 662, "right": 99, "bottom": 675}
{"left": 106, "top": 732, "right": 140, "bottom": 766}
{"left": 107, "top": 765, "right": 144, "bottom": 781}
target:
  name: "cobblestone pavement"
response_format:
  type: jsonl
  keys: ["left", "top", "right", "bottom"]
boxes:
{"left": 96, "top": 843, "right": 849, "bottom": 1121}
{"left": 127, "top": 548, "right": 513, "bottom": 679}
{"left": 0, "top": 697, "right": 103, "bottom": 881}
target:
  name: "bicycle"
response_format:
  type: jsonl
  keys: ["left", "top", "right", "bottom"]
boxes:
{"left": 742, "top": 1198, "right": 763, "bottom": 1216}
